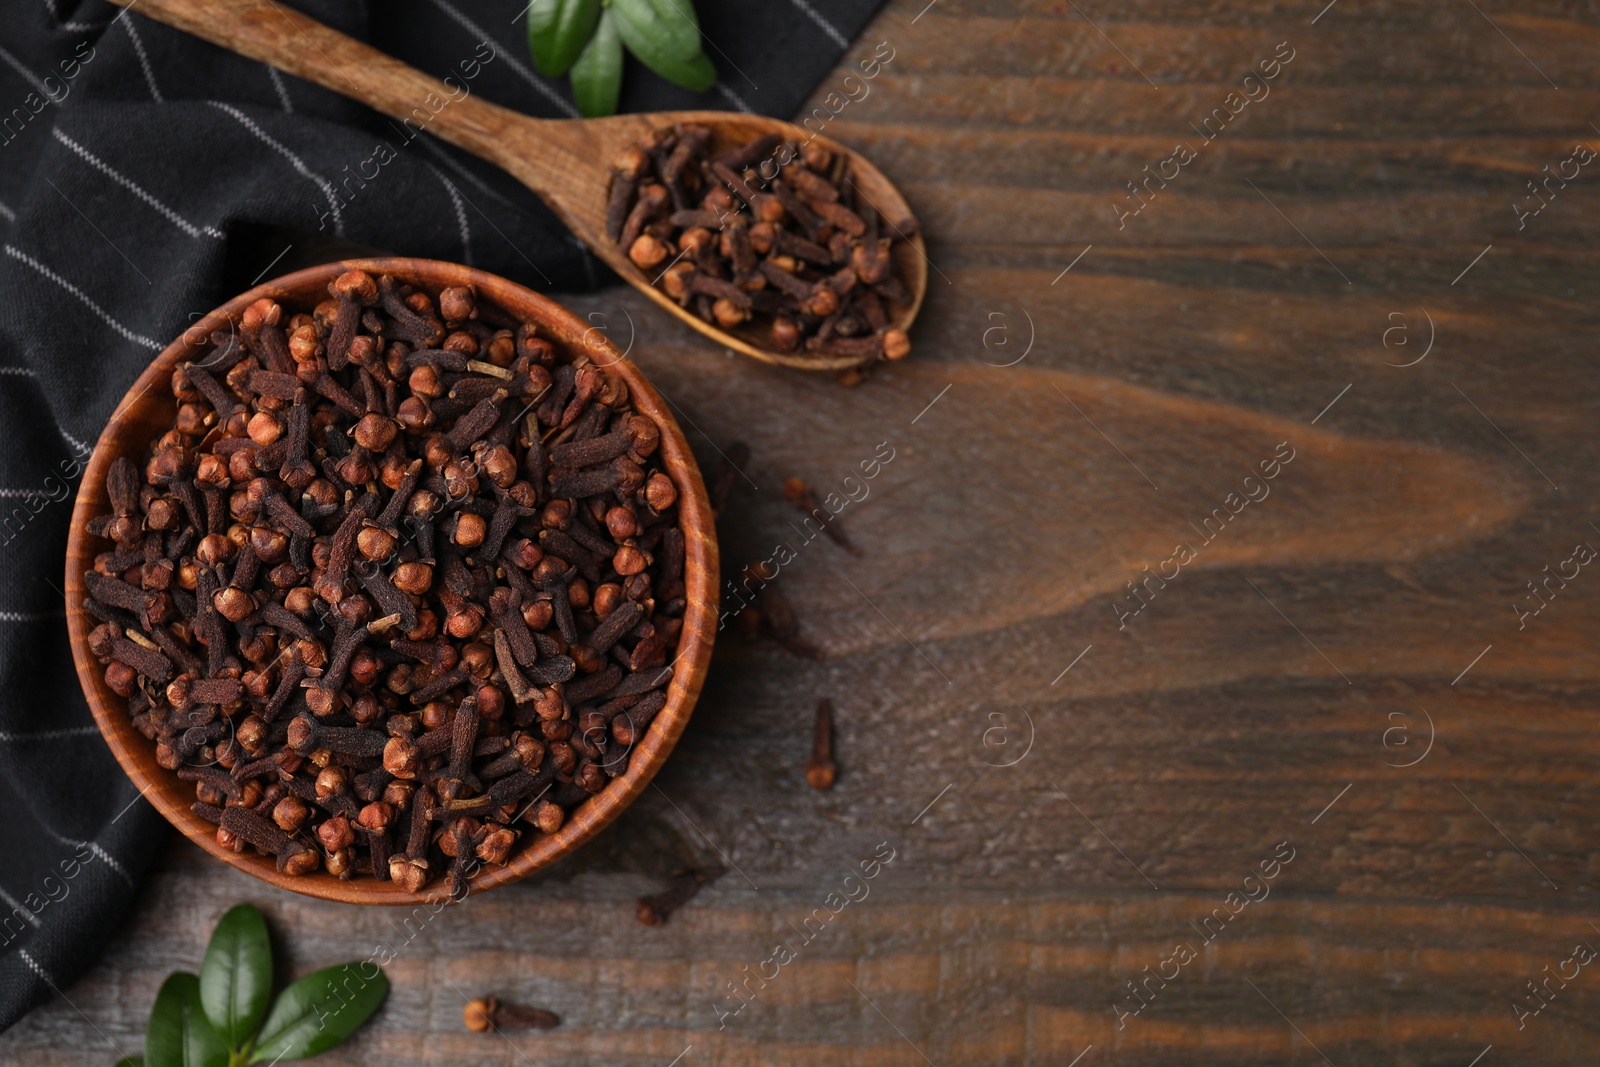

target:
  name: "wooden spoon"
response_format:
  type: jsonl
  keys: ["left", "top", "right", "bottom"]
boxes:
{"left": 107, "top": 0, "right": 926, "bottom": 371}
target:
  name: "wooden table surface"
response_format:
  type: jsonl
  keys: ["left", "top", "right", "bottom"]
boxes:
{"left": 6, "top": 1, "right": 1600, "bottom": 1064}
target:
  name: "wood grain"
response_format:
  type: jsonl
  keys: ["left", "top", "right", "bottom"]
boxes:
{"left": 10, "top": 0, "right": 1600, "bottom": 1063}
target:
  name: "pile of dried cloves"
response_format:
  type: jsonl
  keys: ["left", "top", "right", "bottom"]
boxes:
{"left": 83, "top": 270, "right": 687, "bottom": 897}
{"left": 608, "top": 124, "right": 913, "bottom": 363}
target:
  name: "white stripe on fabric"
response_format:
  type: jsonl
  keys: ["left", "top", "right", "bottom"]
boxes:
{"left": 787, "top": 0, "right": 850, "bottom": 48}
{"left": 0, "top": 43, "right": 51, "bottom": 99}
{"left": 0, "top": 726, "right": 100, "bottom": 741}
{"left": 46, "top": 833, "right": 133, "bottom": 887}
{"left": 3, "top": 246, "right": 163, "bottom": 350}
{"left": 414, "top": 136, "right": 513, "bottom": 206}
{"left": 0, "top": 885, "right": 40, "bottom": 925}
{"left": 53, "top": 130, "right": 226, "bottom": 240}
{"left": 429, "top": 166, "right": 474, "bottom": 266}
{"left": 82, "top": 842, "right": 131, "bottom": 886}
{"left": 0, "top": 611, "right": 64, "bottom": 622}
{"left": 266, "top": 67, "right": 294, "bottom": 113}
{"left": 0, "top": 199, "right": 15, "bottom": 223}
{"left": 121, "top": 17, "right": 164, "bottom": 102}
{"left": 207, "top": 101, "right": 345, "bottom": 236}
{"left": 18, "top": 949, "right": 50, "bottom": 982}
{"left": 424, "top": 0, "right": 580, "bottom": 119}
{"left": 716, "top": 82, "right": 754, "bottom": 113}
{"left": 59, "top": 426, "right": 90, "bottom": 454}
{"left": 0, "top": 367, "right": 35, "bottom": 376}
{"left": 0, "top": 489, "right": 49, "bottom": 499}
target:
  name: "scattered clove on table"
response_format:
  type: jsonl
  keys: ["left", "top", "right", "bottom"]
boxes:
{"left": 805, "top": 698, "right": 836, "bottom": 791}
{"left": 706, "top": 441, "right": 823, "bottom": 660}
{"left": 746, "top": 563, "right": 820, "bottom": 661}
{"left": 636, "top": 867, "right": 724, "bottom": 926}
{"left": 463, "top": 996, "right": 560, "bottom": 1033}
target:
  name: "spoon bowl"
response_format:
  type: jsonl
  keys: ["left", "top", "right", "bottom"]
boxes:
{"left": 503, "top": 109, "right": 928, "bottom": 371}
{"left": 110, "top": 0, "right": 926, "bottom": 371}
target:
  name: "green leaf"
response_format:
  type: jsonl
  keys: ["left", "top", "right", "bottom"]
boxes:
{"left": 146, "top": 974, "right": 228, "bottom": 1067}
{"left": 641, "top": 46, "right": 715, "bottom": 94}
{"left": 248, "top": 963, "right": 388, "bottom": 1063}
{"left": 527, "top": 0, "right": 603, "bottom": 78}
{"left": 610, "top": 0, "right": 717, "bottom": 92}
{"left": 571, "top": 9, "right": 624, "bottom": 118}
{"left": 199, "top": 905, "right": 273, "bottom": 1052}
{"left": 613, "top": 0, "right": 702, "bottom": 60}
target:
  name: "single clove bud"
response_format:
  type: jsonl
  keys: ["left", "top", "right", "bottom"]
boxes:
{"left": 220, "top": 807, "right": 319, "bottom": 875}
{"left": 463, "top": 996, "right": 560, "bottom": 1033}
{"left": 806, "top": 698, "right": 837, "bottom": 790}
{"left": 636, "top": 868, "right": 722, "bottom": 926}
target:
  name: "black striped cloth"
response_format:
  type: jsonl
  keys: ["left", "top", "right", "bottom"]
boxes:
{"left": 0, "top": 0, "right": 882, "bottom": 1033}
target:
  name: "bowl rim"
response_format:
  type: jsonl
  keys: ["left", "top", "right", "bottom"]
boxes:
{"left": 65, "top": 256, "right": 719, "bottom": 904}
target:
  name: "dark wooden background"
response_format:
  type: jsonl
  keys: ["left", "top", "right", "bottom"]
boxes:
{"left": 6, "top": 0, "right": 1600, "bottom": 1063}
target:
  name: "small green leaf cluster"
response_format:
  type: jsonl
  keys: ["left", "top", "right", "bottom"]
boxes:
{"left": 528, "top": 0, "right": 716, "bottom": 117}
{"left": 115, "top": 904, "right": 388, "bottom": 1067}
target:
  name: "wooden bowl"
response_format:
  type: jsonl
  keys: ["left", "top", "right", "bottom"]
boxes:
{"left": 65, "top": 258, "right": 719, "bottom": 904}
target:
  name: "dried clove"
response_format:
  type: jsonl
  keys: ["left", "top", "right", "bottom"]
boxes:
{"left": 635, "top": 868, "right": 723, "bottom": 926}
{"left": 806, "top": 698, "right": 837, "bottom": 790}
{"left": 607, "top": 125, "right": 914, "bottom": 364}
{"left": 463, "top": 996, "right": 560, "bottom": 1033}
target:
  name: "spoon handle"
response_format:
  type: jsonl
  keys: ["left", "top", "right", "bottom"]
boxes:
{"left": 106, "top": 0, "right": 535, "bottom": 171}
